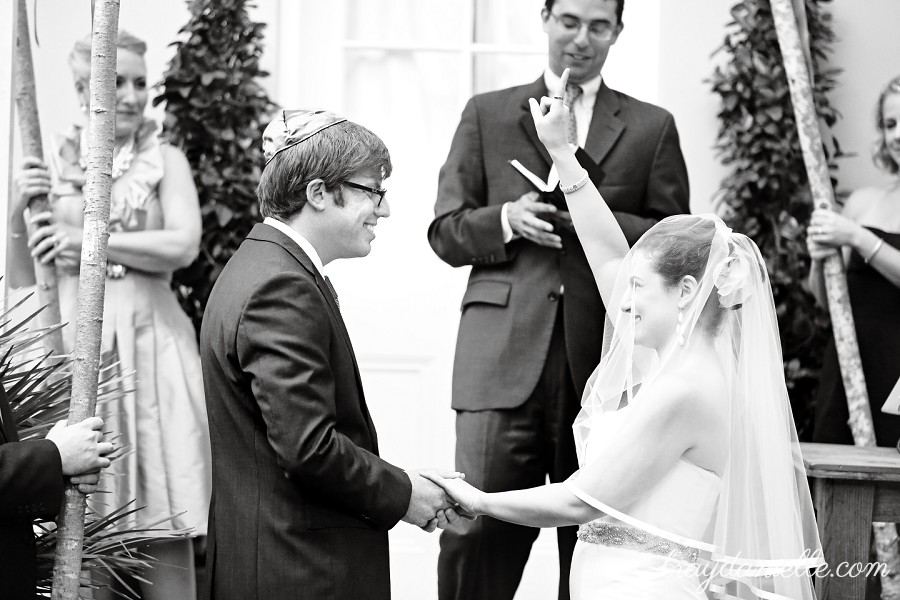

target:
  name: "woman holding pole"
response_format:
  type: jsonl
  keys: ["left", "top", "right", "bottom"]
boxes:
{"left": 9, "top": 30, "right": 210, "bottom": 600}
{"left": 809, "top": 76, "right": 900, "bottom": 447}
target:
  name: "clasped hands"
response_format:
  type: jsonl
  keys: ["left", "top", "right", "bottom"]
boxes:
{"left": 402, "top": 469, "right": 484, "bottom": 532}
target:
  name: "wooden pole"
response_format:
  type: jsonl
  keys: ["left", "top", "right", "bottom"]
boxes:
{"left": 770, "top": 1, "right": 900, "bottom": 596}
{"left": 13, "top": 0, "right": 64, "bottom": 356}
{"left": 50, "top": 1, "right": 120, "bottom": 597}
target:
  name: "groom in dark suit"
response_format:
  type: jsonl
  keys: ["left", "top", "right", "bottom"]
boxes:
{"left": 201, "top": 110, "right": 455, "bottom": 600}
{"left": 428, "top": 1, "right": 690, "bottom": 598}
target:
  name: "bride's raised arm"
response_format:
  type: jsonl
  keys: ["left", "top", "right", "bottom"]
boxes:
{"left": 528, "top": 69, "right": 629, "bottom": 306}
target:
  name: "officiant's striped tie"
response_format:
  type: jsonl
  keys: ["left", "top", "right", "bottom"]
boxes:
{"left": 566, "top": 83, "right": 583, "bottom": 146}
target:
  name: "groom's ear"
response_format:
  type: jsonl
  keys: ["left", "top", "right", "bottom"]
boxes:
{"left": 305, "top": 179, "right": 329, "bottom": 212}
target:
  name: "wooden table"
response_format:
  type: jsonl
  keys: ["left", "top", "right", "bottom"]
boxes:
{"left": 801, "top": 442, "right": 900, "bottom": 599}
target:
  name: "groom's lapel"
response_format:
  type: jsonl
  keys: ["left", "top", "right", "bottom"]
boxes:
{"left": 249, "top": 225, "right": 357, "bottom": 356}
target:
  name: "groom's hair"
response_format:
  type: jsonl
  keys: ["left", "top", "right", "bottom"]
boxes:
{"left": 257, "top": 121, "right": 392, "bottom": 220}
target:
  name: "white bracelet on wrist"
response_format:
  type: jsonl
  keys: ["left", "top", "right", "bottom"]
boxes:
{"left": 864, "top": 237, "right": 884, "bottom": 264}
{"left": 560, "top": 170, "right": 590, "bottom": 194}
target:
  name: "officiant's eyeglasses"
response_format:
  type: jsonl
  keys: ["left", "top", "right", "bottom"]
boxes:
{"left": 548, "top": 13, "right": 617, "bottom": 41}
{"left": 341, "top": 181, "right": 387, "bottom": 208}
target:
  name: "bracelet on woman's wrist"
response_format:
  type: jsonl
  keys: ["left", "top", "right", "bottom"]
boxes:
{"left": 560, "top": 170, "right": 590, "bottom": 194}
{"left": 864, "top": 236, "right": 885, "bottom": 264}
{"left": 9, "top": 224, "right": 26, "bottom": 239}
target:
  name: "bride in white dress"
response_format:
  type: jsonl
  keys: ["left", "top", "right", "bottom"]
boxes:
{"left": 429, "top": 70, "right": 823, "bottom": 599}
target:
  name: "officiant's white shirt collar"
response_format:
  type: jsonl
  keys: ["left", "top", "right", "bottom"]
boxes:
{"left": 263, "top": 216, "right": 325, "bottom": 275}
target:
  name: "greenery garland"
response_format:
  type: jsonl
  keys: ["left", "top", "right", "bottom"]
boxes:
{"left": 154, "top": 0, "right": 276, "bottom": 333}
{"left": 709, "top": 0, "right": 841, "bottom": 438}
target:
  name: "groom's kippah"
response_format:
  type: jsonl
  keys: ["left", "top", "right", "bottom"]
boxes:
{"left": 262, "top": 109, "right": 348, "bottom": 164}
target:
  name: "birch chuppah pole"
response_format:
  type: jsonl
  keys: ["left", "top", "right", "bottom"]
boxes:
{"left": 770, "top": 1, "right": 900, "bottom": 596}
{"left": 51, "top": 1, "right": 121, "bottom": 598}
{"left": 13, "top": 0, "right": 64, "bottom": 356}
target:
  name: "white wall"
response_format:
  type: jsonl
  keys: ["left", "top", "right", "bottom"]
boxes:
{"left": 828, "top": 0, "right": 900, "bottom": 193}
{"left": 658, "top": 1, "right": 733, "bottom": 214}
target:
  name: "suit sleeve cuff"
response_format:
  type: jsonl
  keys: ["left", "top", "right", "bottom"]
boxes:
{"left": 501, "top": 203, "right": 515, "bottom": 243}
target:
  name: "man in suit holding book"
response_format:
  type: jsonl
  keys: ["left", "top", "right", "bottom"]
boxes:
{"left": 427, "top": 1, "right": 690, "bottom": 598}
{"left": 201, "top": 110, "right": 458, "bottom": 600}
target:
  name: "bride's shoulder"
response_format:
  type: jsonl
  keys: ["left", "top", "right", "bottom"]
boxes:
{"left": 648, "top": 367, "right": 726, "bottom": 418}
{"left": 639, "top": 372, "right": 699, "bottom": 416}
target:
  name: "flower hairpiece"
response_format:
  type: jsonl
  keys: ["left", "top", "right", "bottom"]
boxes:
{"left": 714, "top": 242, "right": 757, "bottom": 309}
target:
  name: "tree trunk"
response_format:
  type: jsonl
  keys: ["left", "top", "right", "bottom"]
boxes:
{"left": 13, "top": 0, "right": 64, "bottom": 356}
{"left": 771, "top": 1, "right": 900, "bottom": 597}
{"left": 50, "top": 2, "right": 120, "bottom": 598}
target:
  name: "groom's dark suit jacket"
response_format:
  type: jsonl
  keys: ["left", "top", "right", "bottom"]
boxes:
{"left": 0, "top": 384, "right": 65, "bottom": 600}
{"left": 200, "top": 224, "right": 412, "bottom": 600}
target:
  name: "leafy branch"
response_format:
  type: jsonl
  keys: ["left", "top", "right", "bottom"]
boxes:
{"left": 709, "top": 0, "right": 841, "bottom": 437}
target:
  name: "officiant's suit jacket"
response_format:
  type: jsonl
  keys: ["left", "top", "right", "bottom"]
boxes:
{"left": 200, "top": 224, "right": 412, "bottom": 600}
{"left": 0, "top": 384, "right": 65, "bottom": 600}
{"left": 428, "top": 76, "right": 690, "bottom": 410}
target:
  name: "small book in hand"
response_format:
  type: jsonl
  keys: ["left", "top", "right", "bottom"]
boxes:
{"left": 508, "top": 151, "right": 605, "bottom": 232}
{"left": 881, "top": 376, "right": 900, "bottom": 415}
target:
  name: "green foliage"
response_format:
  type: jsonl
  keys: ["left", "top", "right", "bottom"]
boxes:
{"left": 709, "top": 0, "right": 840, "bottom": 438}
{"left": 154, "top": 0, "right": 276, "bottom": 333}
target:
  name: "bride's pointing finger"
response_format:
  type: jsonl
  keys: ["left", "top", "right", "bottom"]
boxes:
{"left": 558, "top": 67, "right": 570, "bottom": 98}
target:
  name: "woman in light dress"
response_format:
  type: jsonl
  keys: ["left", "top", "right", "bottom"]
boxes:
{"left": 10, "top": 31, "right": 210, "bottom": 600}
{"left": 429, "top": 70, "right": 823, "bottom": 600}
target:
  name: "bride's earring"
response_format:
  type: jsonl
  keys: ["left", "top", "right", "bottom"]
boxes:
{"left": 675, "top": 308, "right": 685, "bottom": 346}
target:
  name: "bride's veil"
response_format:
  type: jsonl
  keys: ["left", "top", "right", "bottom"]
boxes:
{"left": 571, "top": 214, "right": 823, "bottom": 599}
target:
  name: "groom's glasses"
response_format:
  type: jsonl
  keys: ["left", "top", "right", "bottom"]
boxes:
{"left": 341, "top": 181, "right": 387, "bottom": 208}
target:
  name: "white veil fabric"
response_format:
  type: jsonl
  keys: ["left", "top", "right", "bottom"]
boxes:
{"left": 570, "top": 214, "right": 823, "bottom": 599}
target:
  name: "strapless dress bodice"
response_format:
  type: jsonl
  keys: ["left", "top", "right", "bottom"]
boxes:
{"left": 576, "top": 407, "right": 721, "bottom": 543}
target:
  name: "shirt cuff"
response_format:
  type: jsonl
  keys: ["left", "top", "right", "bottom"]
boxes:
{"left": 501, "top": 202, "right": 515, "bottom": 243}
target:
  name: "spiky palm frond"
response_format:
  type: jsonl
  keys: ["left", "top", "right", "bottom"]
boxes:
{"left": 34, "top": 503, "right": 192, "bottom": 599}
{"left": 1, "top": 291, "right": 193, "bottom": 599}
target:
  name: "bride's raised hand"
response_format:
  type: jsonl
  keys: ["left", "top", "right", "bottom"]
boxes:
{"left": 528, "top": 67, "right": 571, "bottom": 153}
{"left": 421, "top": 471, "right": 484, "bottom": 517}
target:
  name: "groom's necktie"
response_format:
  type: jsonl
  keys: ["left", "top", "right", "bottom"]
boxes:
{"left": 323, "top": 275, "right": 340, "bottom": 309}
